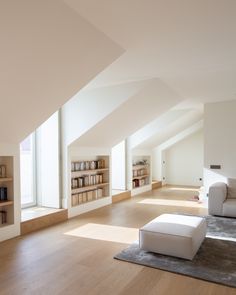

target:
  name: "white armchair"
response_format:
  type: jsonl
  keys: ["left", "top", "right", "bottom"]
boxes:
{"left": 208, "top": 179, "right": 236, "bottom": 217}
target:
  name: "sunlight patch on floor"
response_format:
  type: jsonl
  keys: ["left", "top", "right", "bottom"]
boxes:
{"left": 138, "top": 198, "right": 207, "bottom": 208}
{"left": 64, "top": 223, "right": 139, "bottom": 244}
{"left": 168, "top": 187, "right": 199, "bottom": 192}
{"left": 207, "top": 235, "right": 236, "bottom": 242}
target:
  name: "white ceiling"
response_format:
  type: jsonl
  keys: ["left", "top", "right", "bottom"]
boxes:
{"left": 65, "top": 0, "right": 236, "bottom": 105}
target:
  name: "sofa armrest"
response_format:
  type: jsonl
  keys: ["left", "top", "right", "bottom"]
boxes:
{"left": 208, "top": 182, "right": 227, "bottom": 216}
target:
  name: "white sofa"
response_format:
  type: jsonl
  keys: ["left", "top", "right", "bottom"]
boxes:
{"left": 208, "top": 178, "right": 236, "bottom": 217}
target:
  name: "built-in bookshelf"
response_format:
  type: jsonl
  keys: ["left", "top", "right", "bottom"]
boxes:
{"left": 71, "top": 156, "right": 109, "bottom": 207}
{"left": 0, "top": 156, "right": 14, "bottom": 227}
{"left": 132, "top": 156, "right": 150, "bottom": 189}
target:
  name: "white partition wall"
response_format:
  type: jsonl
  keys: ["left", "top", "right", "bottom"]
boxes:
{"left": 112, "top": 141, "right": 126, "bottom": 190}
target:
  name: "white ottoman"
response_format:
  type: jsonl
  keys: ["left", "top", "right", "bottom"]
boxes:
{"left": 139, "top": 214, "right": 206, "bottom": 260}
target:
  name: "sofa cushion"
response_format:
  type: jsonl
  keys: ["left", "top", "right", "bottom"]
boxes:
{"left": 223, "top": 199, "right": 236, "bottom": 217}
{"left": 227, "top": 178, "right": 236, "bottom": 199}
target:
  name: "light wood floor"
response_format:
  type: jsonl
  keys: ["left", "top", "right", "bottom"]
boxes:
{"left": 1, "top": 186, "right": 236, "bottom": 295}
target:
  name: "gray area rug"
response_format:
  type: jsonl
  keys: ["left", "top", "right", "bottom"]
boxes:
{"left": 114, "top": 215, "right": 236, "bottom": 288}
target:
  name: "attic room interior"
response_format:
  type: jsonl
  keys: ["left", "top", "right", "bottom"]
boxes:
{"left": 1, "top": 0, "right": 236, "bottom": 294}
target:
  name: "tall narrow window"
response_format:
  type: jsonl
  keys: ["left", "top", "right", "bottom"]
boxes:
{"left": 20, "top": 133, "right": 36, "bottom": 207}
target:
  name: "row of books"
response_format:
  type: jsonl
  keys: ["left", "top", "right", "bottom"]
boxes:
{"left": 133, "top": 178, "right": 149, "bottom": 188}
{"left": 0, "top": 210, "right": 7, "bottom": 224}
{"left": 133, "top": 168, "right": 147, "bottom": 177}
{"left": 71, "top": 160, "right": 105, "bottom": 172}
{"left": 71, "top": 174, "right": 104, "bottom": 189}
{"left": 71, "top": 188, "right": 104, "bottom": 206}
{"left": 0, "top": 187, "right": 7, "bottom": 201}
{"left": 0, "top": 165, "right": 6, "bottom": 178}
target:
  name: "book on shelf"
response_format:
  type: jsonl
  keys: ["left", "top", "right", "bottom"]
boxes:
{"left": 82, "top": 192, "right": 87, "bottom": 203}
{"left": 132, "top": 177, "right": 149, "bottom": 188}
{"left": 87, "top": 190, "right": 93, "bottom": 202}
{"left": 71, "top": 159, "right": 105, "bottom": 172}
{"left": 71, "top": 188, "right": 105, "bottom": 207}
{"left": 71, "top": 173, "right": 104, "bottom": 189}
{"left": 0, "top": 210, "right": 7, "bottom": 224}
{"left": 0, "top": 187, "right": 7, "bottom": 201}
{"left": 78, "top": 194, "right": 82, "bottom": 204}
{"left": 0, "top": 165, "right": 6, "bottom": 178}
{"left": 97, "top": 188, "right": 103, "bottom": 198}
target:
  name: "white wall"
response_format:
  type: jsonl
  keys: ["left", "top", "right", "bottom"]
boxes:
{"left": 204, "top": 100, "right": 236, "bottom": 191}
{"left": 152, "top": 121, "right": 203, "bottom": 183}
{"left": 165, "top": 131, "right": 203, "bottom": 186}
{"left": 112, "top": 141, "right": 126, "bottom": 190}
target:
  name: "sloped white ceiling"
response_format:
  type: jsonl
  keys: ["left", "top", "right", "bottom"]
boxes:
{"left": 128, "top": 109, "right": 190, "bottom": 149}
{"left": 71, "top": 78, "right": 184, "bottom": 147}
{"left": 62, "top": 79, "right": 152, "bottom": 146}
{"left": 136, "top": 109, "right": 203, "bottom": 149}
{"left": 0, "top": 0, "right": 123, "bottom": 143}
{"left": 66, "top": 0, "right": 236, "bottom": 104}
{"left": 157, "top": 120, "right": 203, "bottom": 152}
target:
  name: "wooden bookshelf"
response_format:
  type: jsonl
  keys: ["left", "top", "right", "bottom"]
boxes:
{"left": 132, "top": 156, "right": 150, "bottom": 189}
{"left": 71, "top": 182, "right": 109, "bottom": 194}
{"left": 71, "top": 168, "right": 109, "bottom": 178}
{"left": 0, "top": 200, "right": 13, "bottom": 207}
{"left": 0, "top": 156, "right": 14, "bottom": 227}
{"left": 71, "top": 156, "right": 110, "bottom": 208}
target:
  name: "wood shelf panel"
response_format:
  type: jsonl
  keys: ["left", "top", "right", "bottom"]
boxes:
{"left": 0, "top": 223, "right": 13, "bottom": 228}
{"left": 0, "top": 200, "right": 13, "bottom": 207}
{"left": 71, "top": 182, "right": 109, "bottom": 194}
{"left": 71, "top": 195, "right": 109, "bottom": 207}
{"left": 0, "top": 177, "right": 13, "bottom": 182}
{"left": 133, "top": 184, "right": 150, "bottom": 189}
{"left": 132, "top": 174, "right": 149, "bottom": 180}
{"left": 132, "top": 165, "right": 149, "bottom": 170}
{"left": 71, "top": 168, "right": 109, "bottom": 176}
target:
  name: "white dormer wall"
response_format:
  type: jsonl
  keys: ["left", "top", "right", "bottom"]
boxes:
{"left": 0, "top": 1, "right": 123, "bottom": 144}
